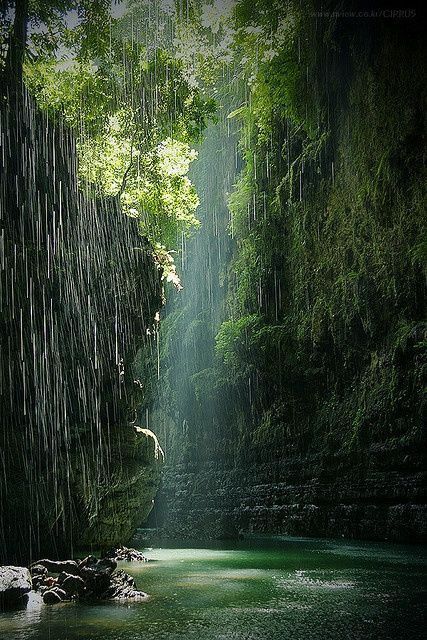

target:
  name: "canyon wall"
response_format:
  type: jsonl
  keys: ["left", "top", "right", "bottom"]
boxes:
{"left": 0, "top": 87, "right": 163, "bottom": 562}
{"left": 152, "top": 4, "right": 426, "bottom": 543}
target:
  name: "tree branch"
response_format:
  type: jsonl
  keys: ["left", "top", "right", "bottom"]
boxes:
{"left": 117, "top": 140, "right": 134, "bottom": 198}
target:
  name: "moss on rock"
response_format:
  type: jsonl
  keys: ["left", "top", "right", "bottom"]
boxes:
{"left": 77, "top": 428, "right": 164, "bottom": 548}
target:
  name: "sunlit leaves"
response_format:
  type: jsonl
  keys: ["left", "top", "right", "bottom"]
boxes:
{"left": 158, "top": 137, "right": 197, "bottom": 174}
{"left": 23, "top": 1, "right": 216, "bottom": 283}
{"left": 77, "top": 114, "right": 201, "bottom": 248}
{"left": 78, "top": 109, "right": 134, "bottom": 195}
{"left": 24, "top": 58, "right": 113, "bottom": 135}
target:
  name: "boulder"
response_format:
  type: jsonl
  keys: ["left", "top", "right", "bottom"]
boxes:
{"left": 32, "top": 559, "right": 80, "bottom": 576}
{"left": 101, "top": 569, "right": 148, "bottom": 600}
{"left": 79, "top": 556, "right": 117, "bottom": 596}
{"left": 43, "top": 588, "right": 68, "bottom": 604}
{"left": 0, "top": 566, "right": 32, "bottom": 609}
{"left": 32, "top": 575, "right": 45, "bottom": 590}
{"left": 79, "top": 556, "right": 117, "bottom": 575}
{"left": 30, "top": 564, "right": 49, "bottom": 590}
{"left": 59, "top": 573, "right": 86, "bottom": 597}
{"left": 103, "top": 545, "right": 147, "bottom": 562}
{"left": 30, "top": 564, "right": 48, "bottom": 577}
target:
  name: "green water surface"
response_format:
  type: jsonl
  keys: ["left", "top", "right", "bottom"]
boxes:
{"left": 1, "top": 536, "right": 425, "bottom": 640}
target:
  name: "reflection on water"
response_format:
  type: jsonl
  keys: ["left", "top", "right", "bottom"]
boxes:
{"left": 0, "top": 537, "right": 425, "bottom": 640}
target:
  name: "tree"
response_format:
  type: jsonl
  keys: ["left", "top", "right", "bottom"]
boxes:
{"left": 5, "top": 0, "right": 216, "bottom": 283}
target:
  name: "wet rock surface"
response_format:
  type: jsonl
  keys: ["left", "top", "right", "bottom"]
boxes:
{"left": 0, "top": 566, "right": 32, "bottom": 610}
{"left": 103, "top": 545, "right": 148, "bottom": 562}
{"left": 33, "top": 559, "right": 80, "bottom": 576}
{"left": 43, "top": 588, "right": 67, "bottom": 604}
{"left": 79, "top": 556, "right": 117, "bottom": 596}
{"left": 98, "top": 570, "right": 148, "bottom": 600}
{"left": 156, "top": 445, "right": 427, "bottom": 543}
{"left": 0, "top": 88, "right": 163, "bottom": 563}
{"left": 78, "top": 428, "right": 164, "bottom": 551}
{"left": 59, "top": 573, "right": 86, "bottom": 596}
{"left": 24, "top": 553, "right": 148, "bottom": 605}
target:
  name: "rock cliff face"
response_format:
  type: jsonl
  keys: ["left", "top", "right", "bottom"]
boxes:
{"left": 0, "top": 87, "right": 163, "bottom": 562}
{"left": 151, "top": 7, "right": 426, "bottom": 544}
{"left": 156, "top": 441, "right": 426, "bottom": 542}
{"left": 78, "top": 428, "right": 164, "bottom": 548}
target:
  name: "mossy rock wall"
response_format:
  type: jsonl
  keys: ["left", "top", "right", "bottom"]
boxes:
{"left": 0, "top": 87, "right": 163, "bottom": 562}
{"left": 153, "top": 5, "right": 426, "bottom": 543}
{"left": 77, "top": 428, "right": 164, "bottom": 548}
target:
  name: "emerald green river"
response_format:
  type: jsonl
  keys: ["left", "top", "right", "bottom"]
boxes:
{"left": 1, "top": 537, "right": 425, "bottom": 640}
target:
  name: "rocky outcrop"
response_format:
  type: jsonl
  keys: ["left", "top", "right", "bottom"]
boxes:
{"left": 78, "top": 556, "right": 117, "bottom": 595}
{"left": 31, "top": 555, "right": 147, "bottom": 603}
{"left": 156, "top": 442, "right": 426, "bottom": 543}
{"left": 78, "top": 428, "right": 164, "bottom": 548}
{"left": 43, "top": 588, "right": 67, "bottom": 604}
{"left": 59, "top": 574, "right": 86, "bottom": 596}
{"left": 33, "top": 560, "right": 80, "bottom": 576}
{"left": 103, "top": 545, "right": 148, "bottom": 562}
{"left": 101, "top": 570, "right": 147, "bottom": 600}
{"left": 0, "top": 86, "right": 163, "bottom": 562}
{"left": 0, "top": 566, "right": 32, "bottom": 609}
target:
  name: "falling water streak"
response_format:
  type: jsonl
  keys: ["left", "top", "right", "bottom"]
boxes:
{"left": 0, "top": 83, "right": 162, "bottom": 561}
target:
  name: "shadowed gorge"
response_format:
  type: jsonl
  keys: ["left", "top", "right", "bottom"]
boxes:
{"left": 152, "top": 3, "right": 426, "bottom": 543}
{"left": 0, "top": 1, "right": 425, "bottom": 638}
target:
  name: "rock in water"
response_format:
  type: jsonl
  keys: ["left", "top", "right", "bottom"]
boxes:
{"left": 0, "top": 566, "right": 32, "bottom": 609}
{"left": 101, "top": 570, "right": 148, "bottom": 600}
{"left": 59, "top": 573, "right": 86, "bottom": 597}
{"left": 32, "top": 559, "right": 80, "bottom": 576}
{"left": 30, "top": 564, "right": 49, "bottom": 590}
{"left": 30, "top": 564, "right": 48, "bottom": 577}
{"left": 43, "top": 588, "right": 68, "bottom": 604}
{"left": 103, "top": 545, "right": 148, "bottom": 562}
{"left": 79, "top": 556, "right": 117, "bottom": 596}
{"left": 79, "top": 556, "right": 117, "bottom": 575}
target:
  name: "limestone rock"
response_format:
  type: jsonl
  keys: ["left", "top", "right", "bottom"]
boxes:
{"left": 32, "top": 559, "right": 80, "bottom": 576}
{"left": 77, "top": 427, "right": 164, "bottom": 548}
{"left": 79, "top": 556, "right": 117, "bottom": 596}
{"left": 30, "top": 564, "right": 48, "bottom": 577}
{"left": 59, "top": 573, "right": 86, "bottom": 596}
{"left": 103, "top": 545, "right": 147, "bottom": 562}
{"left": 101, "top": 569, "right": 148, "bottom": 600}
{"left": 30, "top": 564, "right": 49, "bottom": 590}
{"left": 79, "top": 556, "right": 117, "bottom": 575}
{"left": 0, "top": 566, "right": 32, "bottom": 609}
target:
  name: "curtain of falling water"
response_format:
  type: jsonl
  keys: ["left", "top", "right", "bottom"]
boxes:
{"left": 152, "top": 70, "right": 243, "bottom": 468}
{"left": 0, "top": 84, "right": 162, "bottom": 562}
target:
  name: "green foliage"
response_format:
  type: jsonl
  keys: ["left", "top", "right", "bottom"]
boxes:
{"left": 24, "top": 58, "right": 113, "bottom": 134}
{"left": 23, "top": 2, "right": 217, "bottom": 277}
{"left": 214, "top": 1, "right": 426, "bottom": 459}
{"left": 215, "top": 314, "right": 260, "bottom": 380}
{"left": 172, "top": 0, "right": 236, "bottom": 87}
{"left": 1, "top": 1, "right": 111, "bottom": 67}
